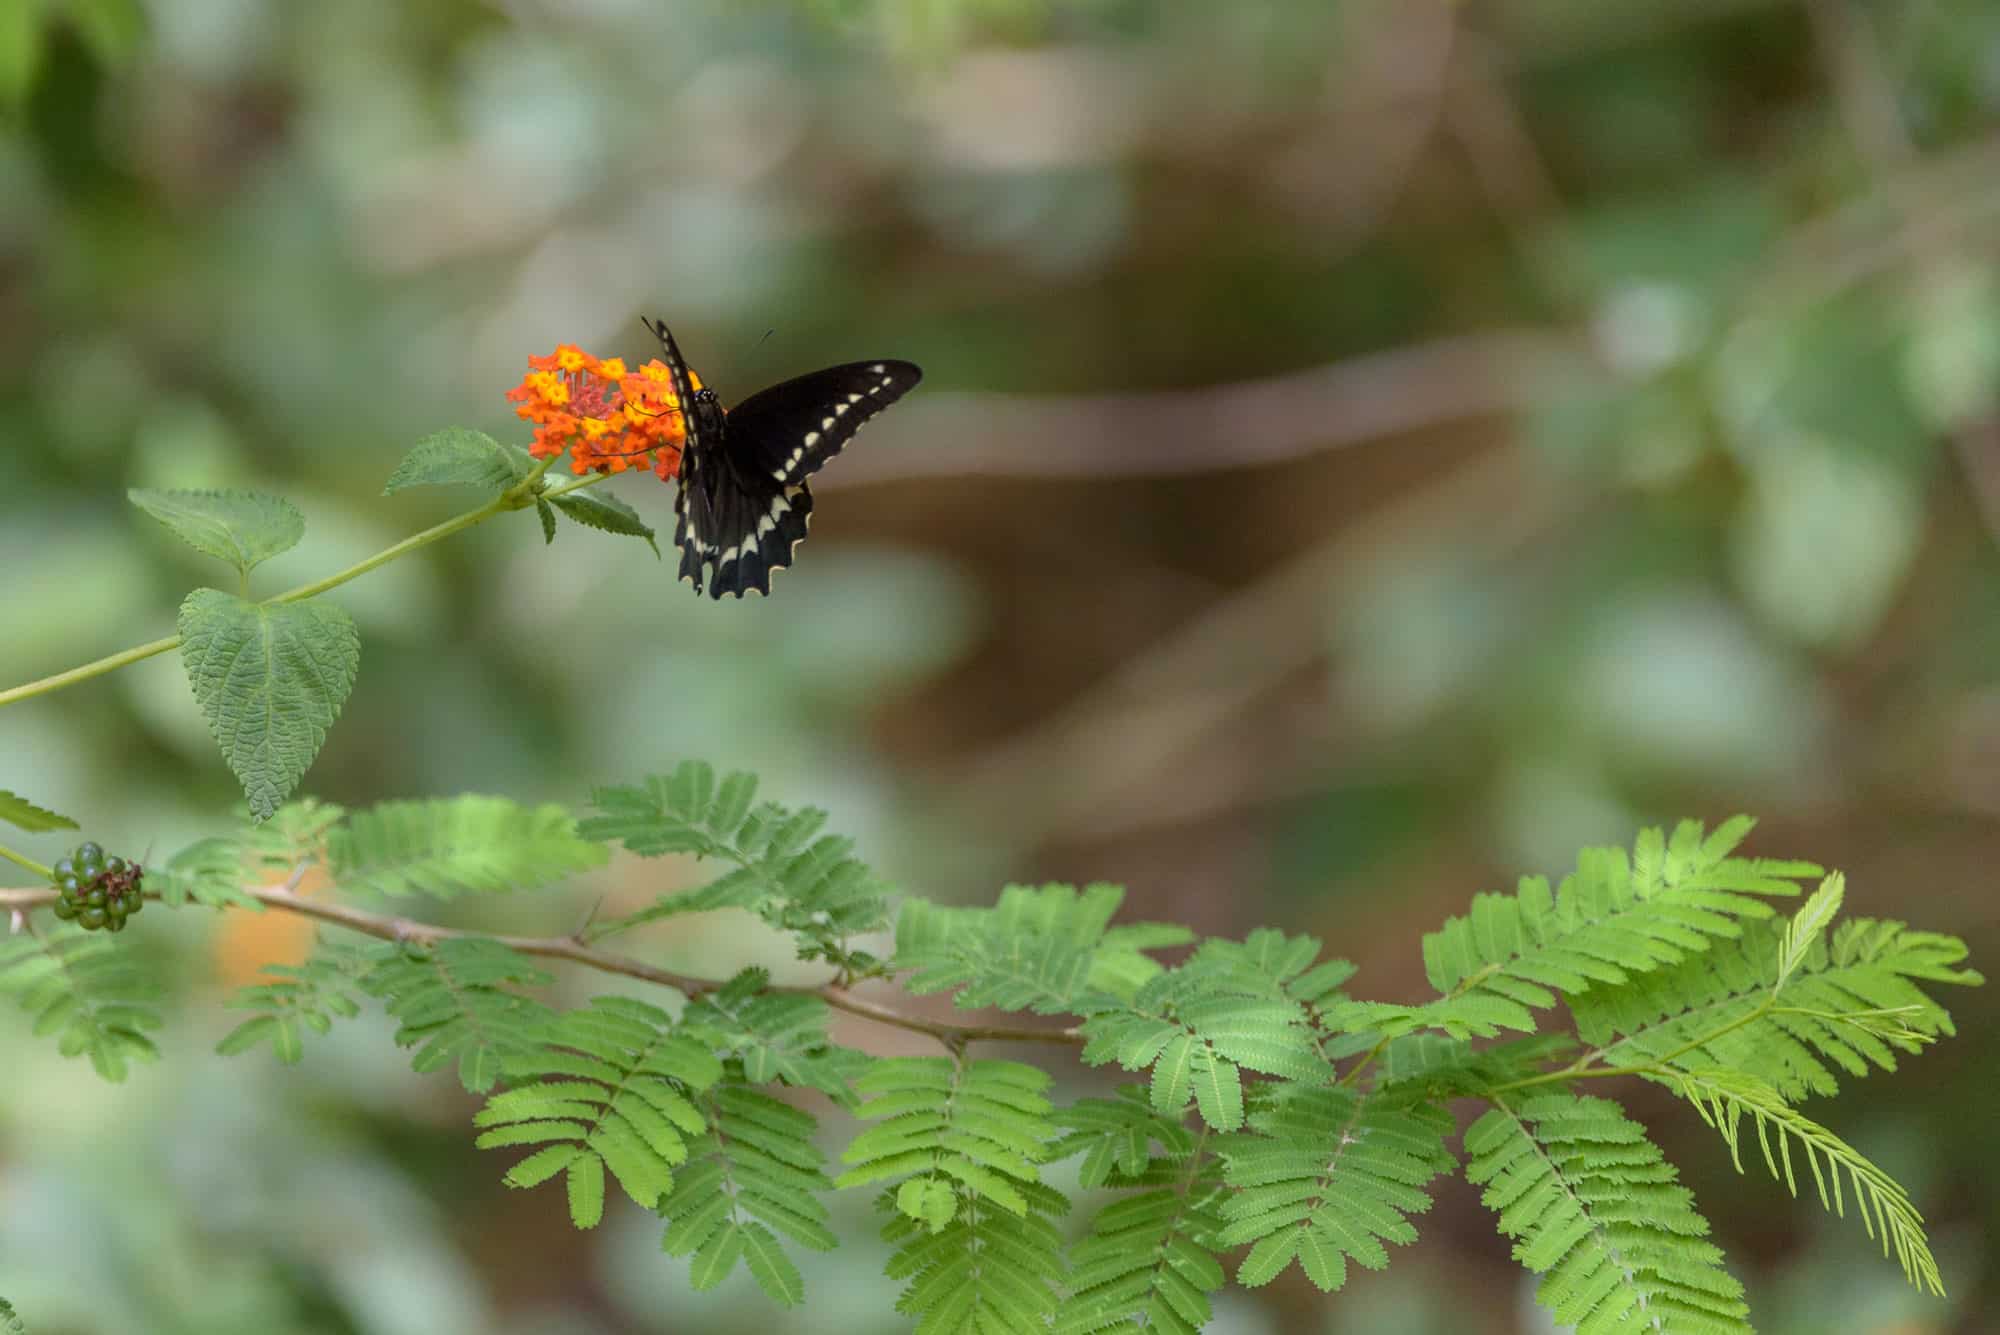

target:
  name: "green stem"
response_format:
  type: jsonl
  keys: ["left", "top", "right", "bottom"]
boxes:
{"left": 0, "top": 845, "right": 53, "bottom": 880}
{"left": 0, "top": 476, "right": 547, "bottom": 710}
{"left": 1486, "top": 998, "right": 1779, "bottom": 1096}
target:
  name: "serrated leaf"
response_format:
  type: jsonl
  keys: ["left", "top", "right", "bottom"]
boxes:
{"left": 536, "top": 496, "right": 557, "bottom": 544}
{"left": 0, "top": 789, "right": 77, "bottom": 832}
{"left": 177, "top": 589, "right": 360, "bottom": 821}
{"left": 130, "top": 489, "right": 304, "bottom": 574}
{"left": 383, "top": 427, "right": 524, "bottom": 495}
{"left": 551, "top": 490, "right": 660, "bottom": 557}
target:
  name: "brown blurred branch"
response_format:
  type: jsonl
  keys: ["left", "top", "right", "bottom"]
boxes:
{"left": 938, "top": 445, "right": 1572, "bottom": 845}
{"left": 822, "top": 328, "right": 1581, "bottom": 488}
{"left": 0, "top": 882, "right": 1083, "bottom": 1049}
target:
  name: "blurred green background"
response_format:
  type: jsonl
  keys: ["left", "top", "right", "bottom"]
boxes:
{"left": 3, "top": 0, "right": 1998, "bottom": 1331}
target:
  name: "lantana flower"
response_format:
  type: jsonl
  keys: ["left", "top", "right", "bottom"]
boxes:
{"left": 505, "top": 342, "right": 701, "bottom": 479}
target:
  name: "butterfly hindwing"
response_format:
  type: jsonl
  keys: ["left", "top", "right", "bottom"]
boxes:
{"left": 723, "top": 361, "right": 923, "bottom": 488}
{"left": 645, "top": 318, "right": 917, "bottom": 599}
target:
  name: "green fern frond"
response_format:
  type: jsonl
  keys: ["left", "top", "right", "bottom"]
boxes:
{"left": 680, "top": 968, "right": 864, "bottom": 1107}
{"left": 1667, "top": 1066, "right": 1942, "bottom": 1296}
{"left": 1054, "top": 1089, "right": 1228, "bottom": 1335}
{"left": 328, "top": 796, "right": 607, "bottom": 897}
{"left": 839, "top": 1057, "right": 1066, "bottom": 1331}
{"left": 1466, "top": 1093, "right": 1750, "bottom": 1334}
{"left": 878, "top": 1185, "right": 1070, "bottom": 1335}
{"left": 216, "top": 938, "right": 376, "bottom": 1063}
{"left": 1216, "top": 1085, "right": 1454, "bottom": 1293}
{"left": 0, "top": 926, "right": 163, "bottom": 1081}
{"left": 1420, "top": 817, "right": 1817, "bottom": 1036}
{"left": 661, "top": 1069, "right": 837, "bottom": 1308}
{"left": 1378, "top": 1033, "right": 1576, "bottom": 1097}
{"left": 1570, "top": 913, "right": 1979, "bottom": 1101}
{"left": 477, "top": 995, "right": 723, "bottom": 1228}
{"left": 153, "top": 834, "right": 261, "bottom": 909}
{"left": 583, "top": 761, "right": 889, "bottom": 967}
{"left": 1078, "top": 932, "right": 1338, "bottom": 1131}
{"left": 899, "top": 883, "right": 1124, "bottom": 1014}
{"left": 361, "top": 938, "right": 555, "bottom": 1092}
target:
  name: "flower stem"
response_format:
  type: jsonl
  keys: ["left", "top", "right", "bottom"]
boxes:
{"left": 0, "top": 483, "right": 536, "bottom": 710}
{"left": 0, "top": 845, "right": 52, "bottom": 880}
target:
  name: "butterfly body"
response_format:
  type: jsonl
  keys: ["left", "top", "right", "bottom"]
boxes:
{"left": 643, "top": 317, "right": 922, "bottom": 599}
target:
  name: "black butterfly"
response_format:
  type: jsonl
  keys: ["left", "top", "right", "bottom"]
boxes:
{"left": 641, "top": 317, "right": 922, "bottom": 599}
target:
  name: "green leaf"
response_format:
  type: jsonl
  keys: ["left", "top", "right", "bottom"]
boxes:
{"left": 383, "top": 428, "right": 524, "bottom": 495}
{"left": 738, "top": 1222, "right": 805, "bottom": 1307}
{"left": 689, "top": 1220, "right": 745, "bottom": 1290}
{"left": 0, "top": 790, "right": 77, "bottom": 833}
{"left": 0, "top": 927, "right": 164, "bottom": 1082}
{"left": 536, "top": 496, "right": 557, "bottom": 544}
{"left": 153, "top": 835, "right": 259, "bottom": 909}
{"left": 1776, "top": 872, "right": 1845, "bottom": 991}
{"left": 129, "top": 489, "right": 304, "bottom": 575}
{"left": 551, "top": 491, "right": 660, "bottom": 557}
{"left": 567, "top": 1153, "right": 606, "bottom": 1229}
{"left": 327, "top": 796, "right": 608, "bottom": 897}
{"left": 1669, "top": 1066, "right": 1942, "bottom": 1296}
{"left": 477, "top": 996, "right": 720, "bottom": 1219}
{"left": 1416, "top": 817, "right": 1816, "bottom": 1036}
{"left": 1466, "top": 1094, "right": 1750, "bottom": 1333}
{"left": 897, "top": 1178, "right": 957, "bottom": 1231}
{"left": 177, "top": 589, "right": 360, "bottom": 821}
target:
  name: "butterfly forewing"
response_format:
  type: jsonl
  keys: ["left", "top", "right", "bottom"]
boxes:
{"left": 644, "top": 319, "right": 920, "bottom": 600}
{"left": 723, "top": 360, "right": 924, "bottom": 488}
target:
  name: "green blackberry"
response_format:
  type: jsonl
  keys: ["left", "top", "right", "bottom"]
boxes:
{"left": 49, "top": 841, "right": 145, "bottom": 931}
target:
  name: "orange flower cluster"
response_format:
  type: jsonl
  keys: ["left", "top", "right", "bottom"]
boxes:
{"left": 505, "top": 342, "right": 702, "bottom": 479}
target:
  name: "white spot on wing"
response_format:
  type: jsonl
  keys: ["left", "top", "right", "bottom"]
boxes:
{"left": 871, "top": 363, "right": 885, "bottom": 373}
{"left": 804, "top": 431, "right": 820, "bottom": 447}
{"left": 821, "top": 416, "right": 834, "bottom": 430}
{"left": 847, "top": 393, "right": 863, "bottom": 404}
{"left": 835, "top": 403, "right": 850, "bottom": 416}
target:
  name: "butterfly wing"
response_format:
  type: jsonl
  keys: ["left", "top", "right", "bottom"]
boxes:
{"left": 722, "top": 361, "right": 923, "bottom": 488}
{"left": 644, "top": 318, "right": 920, "bottom": 599}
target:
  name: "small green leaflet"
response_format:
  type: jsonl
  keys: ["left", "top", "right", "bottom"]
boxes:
{"left": 0, "top": 1294, "right": 21, "bottom": 1334}
{"left": 383, "top": 428, "right": 525, "bottom": 495}
{"left": 550, "top": 491, "right": 659, "bottom": 557}
{"left": 178, "top": 589, "right": 360, "bottom": 821}
{"left": 128, "top": 489, "right": 304, "bottom": 576}
{"left": 0, "top": 790, "right": 77, "bottom": 833}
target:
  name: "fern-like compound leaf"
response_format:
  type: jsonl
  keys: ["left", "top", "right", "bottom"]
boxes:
{"left": 361, "top": 937, "right": 555, "bottom": 1092}
{"left": 1570, "top": 914, "right": 1980, "bottom": 1102}
{"left": 680, "top": 968, "right": 864, "bottom": 1107}
{"left": 1216, "top": 1085, "right": 1455, "bottom": 1292}
{"left": 1419, "top": 817, "right": 1817, "bottom": 1035}
{"left": 1079, "top": 930, "right": 1338, "bottom": 1131}
{"left": 838, "top": 1057, "right": 1066, "bottom": 1331}
{"left": 0, "top": 927, "right": 164, "bottom": 1081}
{"left": 583, "top": 761, "right": 889, "bottom": 968}
{"left": 660, "top": 1069, "right": 836, "bottom": 1307}
{"left": 328, "top": 796, "right": 607, "bottom": 897}
{"left": 477, "top": 995, "right": 723, "bottom": 1226}
{"left": 217, "top": 938, "right": 374, "bottom": 1063}
{"left": 1053, "top": 1088, "right": 1228, "bottom": 1334}
{"left": 1668, "top": 1066, "right": 1942, "bottom": 1295}
{"left": 1466, "top": 1093, "right": 1750, "bottom": 1334}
